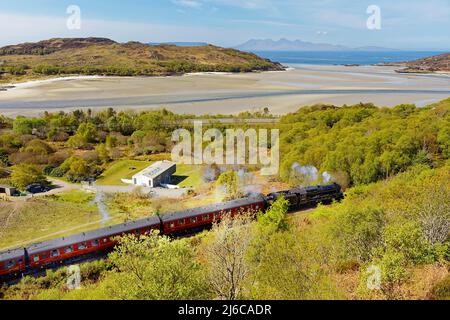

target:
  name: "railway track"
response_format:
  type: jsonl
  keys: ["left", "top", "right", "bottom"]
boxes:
{"left": 1, "top": 184, "right": 344, "bottom": 286}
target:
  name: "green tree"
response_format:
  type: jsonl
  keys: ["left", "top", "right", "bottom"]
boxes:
{"left": 258, "top": 196, "right": 289, "bottom": 232}
{"left": 77, "top": 122, "right": 98, "bottom": 143}
{"left": 331, "top": 205, "right": 385, "bottom": 262}
{"left": 11, "top": 163, "right": 47, "bottom": 190}
{"left": 13, "top": 117, "right": 45, "bottom": 135}
{"left": 106, "top": 233, "right": 209, "bottom": 300}
{"left": 217, "top": 171, "right": 240, "bottom": 200}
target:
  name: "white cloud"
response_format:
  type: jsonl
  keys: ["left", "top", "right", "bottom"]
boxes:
{"left": 0, "top": 12, "right": 226, "bottom": 46}
{"left": 172, "top": 0, "right": 203, "bottom": 9}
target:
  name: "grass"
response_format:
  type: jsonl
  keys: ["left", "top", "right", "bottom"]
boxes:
{"left": 0, "top": 191, "right": 99, "bottom": 249}
{"left": 0, "top": 41, "right": 281, "bottom": 84}
{"left": 96, "top": 160, "right": 151, "bottom": 186}
{"left": 172, "top": 164, "right": 204, "bottom": 189}
{"left": 45, "top": 190, "right": 94, "bottom": 203}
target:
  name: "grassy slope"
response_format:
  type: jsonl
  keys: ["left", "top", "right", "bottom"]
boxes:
{"left": 96, "top": 160, "right": 150, "bottom": 186}
{"left": 0, "top": 40, "right": 283, "bottom": 83}
{"left": 173, "top": 164, "right": 204, "bottom": 188}
{"left": 0, "top": 191, "right": 98, "bottom": 249}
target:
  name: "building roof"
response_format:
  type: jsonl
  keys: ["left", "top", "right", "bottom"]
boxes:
{"left": 0, "top": 185, "right": 16, "bottom": 189}
{"left": 132, "top": 161, "right": 176, "bottom": 180}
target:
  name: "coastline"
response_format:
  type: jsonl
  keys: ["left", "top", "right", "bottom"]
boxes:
{"left": 0, "top": 64, "right": 449, "bottom": 117}
{"left": 0, "top": 68, "right": 291, "bottom": 92}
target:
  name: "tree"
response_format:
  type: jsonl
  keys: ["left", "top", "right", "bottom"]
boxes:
{"left": 11, "top": 163, "right": 47, "bottom": 190}
{"left": 258, "top": 196, "right": 289, "bottom": 232}
{"left": 13, "top": 117, "right": 45, "bottom": 135}
{"left": 217, "top": 171, "right": 240, "bottom": 200}
{"left": 23, "top": 139, "right": 54, "bottom": 155}
{"left": 95, "top": 144, "right": 110, "bottom": 163}
{"left": 76, "top": 122, "right": 98, "bottom": 143}
{"left": 201, "top": 213, "right": 254, "bottom": 300}
{"left": 106, "top": 233, "right": 209, "bottom": 300}
{"left": 64, "top": 157, "right": 90, "bottom": 182}
{"left": 331, "top": 205, "right": 385, "bottom": 263}
{"left": 66, "top": 134, "right": 87, "bottom": 149}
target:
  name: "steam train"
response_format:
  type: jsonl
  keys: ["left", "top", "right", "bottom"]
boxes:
{"left": 0, "top": 184, "right": 344, "bottom": 283}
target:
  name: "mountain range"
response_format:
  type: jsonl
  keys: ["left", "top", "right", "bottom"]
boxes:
{"left": 235, "top": 39, "right": 397, "bottom": 52}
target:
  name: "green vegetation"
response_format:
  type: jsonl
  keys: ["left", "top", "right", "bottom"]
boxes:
{"left": 0, "top": 98, "right": 449, "bottom": 300}
{"left": 10, "top": 164, "right": 48, "bottom": 190}
{"left": 0, "top": 38, "right": 283, "bottom": 83}
{"left": 172, "top": 164, "right": 204, "bottom": 188}
{"left": 96, "top": 160, "right": 150, "bottom": 186}
{"left": 1, "top": 165, "right": 448, "bottom": 300}
{"left": 0, "top": 191, "right": 97, "bottom": 249}
{"left": 279, "top": 100, "right": 450, "bottom": 187}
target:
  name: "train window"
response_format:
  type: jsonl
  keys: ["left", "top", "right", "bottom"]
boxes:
{"left": 6, "top": 261, "right": 15, "bottom": 269}
{"left": 179, "top": 219, "right": 185, "bottom": 225}
{"left": 92, "top": 240, "right": 99, "bottom": 246}
{"left": 170, "top": 223, "right": 175, "bottom": 228}
{"left": 203, "top": 215, "right": 210, "bottom": 221}
{"left": 78, "top": 243, "right": 87, "bottom": 250}
{"left": 191, "top": 217, "right": 197, "bottom": 223}
{"left": 65, "top": 246, "right": 74, "bottom": 254}
{"left": 33, "top": 256, "right": 39, "bottom": 262}
{"left": 51, "top": 250, "right": 60, "bottom": 257}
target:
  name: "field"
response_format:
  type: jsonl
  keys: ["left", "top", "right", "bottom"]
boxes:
{"left": 96, "top": 160, "right": 151, "bottom": 186}
{"left": 96, "top": 160, "right": 205, "bottom": 189}
{"left": 0, "top": 191, "right": 100, "bottom": 249}
{"left": 173, "top": 164, "right": 204, "bottom": 188}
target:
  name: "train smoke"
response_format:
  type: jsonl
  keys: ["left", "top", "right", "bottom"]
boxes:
{"left": 291, "top": 162, "right": 334, "bottom": 185}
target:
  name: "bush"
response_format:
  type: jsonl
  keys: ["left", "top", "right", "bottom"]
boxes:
{"left": 429, "top": 275, "right": 450, "bottom": 300}
{"left": 10, "top": 163, "right": 47, "bottom": 190}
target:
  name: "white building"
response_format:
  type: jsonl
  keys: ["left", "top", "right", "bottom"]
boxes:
{"left": 131, "top": 161, "right": 177, "bottom": 188}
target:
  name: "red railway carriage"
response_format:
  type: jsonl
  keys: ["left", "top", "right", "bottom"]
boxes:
{"left": 0, "top": 248, "right": 26, "bottom": 277}
{"left": 26, "top": 216, "right": 161, "bottom": 270}
{"left": 1, "top": 185, "right": 344, "bottom": 282}
{"left": 161, "top": 196, "right": 266, "bottom": 236}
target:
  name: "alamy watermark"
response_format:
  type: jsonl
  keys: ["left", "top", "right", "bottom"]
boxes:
{"left": 367, "top": 5, "right": 382, "bottom": 30}
{"left": 67, "top": 5, "right": 82, "bottom": 30}
{"left": 171, "top": 121, "right": 280, "bottom": 176}
{"left": 366, "top": 265, "right": 382, "bottom": 290}
{"left": 66, "top": 265, "right": 81, "bottom": 290}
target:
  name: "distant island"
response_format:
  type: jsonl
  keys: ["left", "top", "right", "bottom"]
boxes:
{"left": 388, "top": 52, "right": 450, "bottom": 73}
{"left": 0, "top": 37, "right": 284, "bottom": 84}
{"left": 235, "top": 38, "right": 396, "bottom": 52}
{"left": 148, "top": 42, "right": 209, "bottom": 47}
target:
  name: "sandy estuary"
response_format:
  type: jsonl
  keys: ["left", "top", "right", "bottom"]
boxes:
{"left": 0, "top": 65, "right": 449, "bottom": 116}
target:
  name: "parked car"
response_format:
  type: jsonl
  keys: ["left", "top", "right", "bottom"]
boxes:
{"left": 25, "top": 184, "right": 50, "bottom": 194}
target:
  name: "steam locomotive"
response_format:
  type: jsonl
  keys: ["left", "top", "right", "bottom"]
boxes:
{"left": 0, "top": 184, "right": 344, "bottom": 283}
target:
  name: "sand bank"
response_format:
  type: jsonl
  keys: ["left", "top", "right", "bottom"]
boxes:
{"left": 0, "top": 65, "right": 449, "bottom": 117}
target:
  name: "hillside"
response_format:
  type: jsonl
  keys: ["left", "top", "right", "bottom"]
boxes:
{"left": 394, "top": 52, "right": 450, "bottom": 73}
{"left": 0, "top": 38, "right": 284, "bottom": 83}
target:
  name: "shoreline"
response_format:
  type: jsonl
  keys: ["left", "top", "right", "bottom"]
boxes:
{"left": 1, "top": 64, "right": 449, "bottom": 117}
{"left": 0, "top": 68, "right": 291, "bottom": 92}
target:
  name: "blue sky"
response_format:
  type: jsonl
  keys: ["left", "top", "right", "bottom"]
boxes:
{"left": 0, "top": 0, "right": 449, "bottom": 49}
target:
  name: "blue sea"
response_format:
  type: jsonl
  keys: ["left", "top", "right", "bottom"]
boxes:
{"left": 253, "top": 51, "right": 446, "bottom": 66}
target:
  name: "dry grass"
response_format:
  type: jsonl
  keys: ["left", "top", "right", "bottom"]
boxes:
{"left": 0, "top": 192, "right": 98, "bottom": 249}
